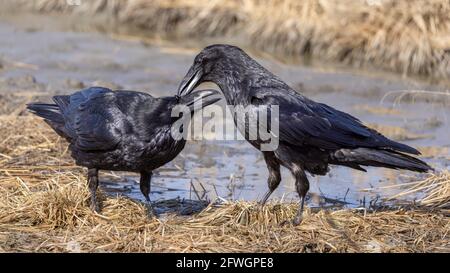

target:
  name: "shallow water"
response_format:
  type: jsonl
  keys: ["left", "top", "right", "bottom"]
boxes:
{"left": 0, "top": 14, "right": 449, "bottom": 210}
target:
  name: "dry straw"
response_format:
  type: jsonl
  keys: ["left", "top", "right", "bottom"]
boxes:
{"left": 10, "top": 0, "right": 450, "bottom": 80}
{"left": 0, "top": 113, "right": 448, "bottom": 252}
{"left": 384, "top": 171, "right": 450, "bottom": 210}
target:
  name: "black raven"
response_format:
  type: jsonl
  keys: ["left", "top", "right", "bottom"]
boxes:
{"left": 177, "top": 44, "right": 432, "bottom": 225}
{"left": 28, "top": 87, "right": 221, "bottom": 214}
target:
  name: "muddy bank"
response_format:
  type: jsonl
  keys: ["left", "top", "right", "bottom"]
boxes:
{"left": 3, "top": 0, "right": 450, "bottom": 82}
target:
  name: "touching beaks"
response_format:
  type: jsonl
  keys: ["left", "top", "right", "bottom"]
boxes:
{"left": 184, "top": 89, "right": 218, "bottom": 105}
{"left": 177, "top": 65, "right": 203, "bottom": 97}
{"left": 177, "top": 89, "right": 221, "bottom": 113}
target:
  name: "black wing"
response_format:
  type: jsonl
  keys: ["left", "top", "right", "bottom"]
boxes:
{"left": 55, "top": 87, "right": 151, "bottom": 151}
{"left": 250, "top": 88, "right": 420, "bottom": 154}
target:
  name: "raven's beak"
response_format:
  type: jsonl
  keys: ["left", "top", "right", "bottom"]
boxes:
{"left": 177, "top": 65, "right": 203, "bottom": 97}
{"left": 181, "top": 89, "right": 221, "bottom": 112}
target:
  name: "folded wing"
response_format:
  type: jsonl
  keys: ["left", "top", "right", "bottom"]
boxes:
{"left": 250, "top": 88, "right": 420, "bottom": 155}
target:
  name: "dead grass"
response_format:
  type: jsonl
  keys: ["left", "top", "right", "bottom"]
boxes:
{"left": 381, "top": 90, "right": 450, "bottom": 106}
{"left": 9, "top": 0, "right": 450, "bottom": 80}
{"left": 353, "top": 104, "right": 403, "bottom": 116}
{"left": 0, "top": 114, "right": 448, "bottom": 252}
{"left": 385, "top": 171, "right": 450, "bottom": 210}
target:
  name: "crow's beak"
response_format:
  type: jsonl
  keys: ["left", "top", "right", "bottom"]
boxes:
{"left": 181, "top": 89, "right": 221, "bottom": 113}
{"left": 177, "top": 65, "right": 203, "bottom": 97}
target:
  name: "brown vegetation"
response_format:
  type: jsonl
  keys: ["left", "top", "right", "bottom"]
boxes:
{"left": 0, "top": 115, "right": 448, "bottom": 252}
{"left": 9, "top": 0, "right": 450, "bottom": 79}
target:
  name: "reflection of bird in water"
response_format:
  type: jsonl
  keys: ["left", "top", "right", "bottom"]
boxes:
{"left": 28, "top": 87, "right": 220, "bottom": 215}
{"left": 178, "top": 44, "right": 433, "bottom": 225}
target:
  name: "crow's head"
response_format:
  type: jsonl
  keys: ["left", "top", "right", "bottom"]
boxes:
{"left": 177, "top": 44, "right": 253, "bottom": 96}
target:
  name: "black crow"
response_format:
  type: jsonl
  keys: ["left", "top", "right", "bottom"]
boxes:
{"left": 27, "top": 87, "right": 221, "bottom": 215}
{"left": 177, "top": 44, "right": 432, "bottom": 225}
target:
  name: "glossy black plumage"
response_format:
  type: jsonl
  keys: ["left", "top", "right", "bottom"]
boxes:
{"left": 28, "top": 86, "right": 221, "bottom": 214}
{"left": 178, "top": 44, "right": 432, "bottom": 225}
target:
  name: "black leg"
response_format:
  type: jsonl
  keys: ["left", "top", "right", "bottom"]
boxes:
{"left": 290, "top": 166, "right": 309, "bottom": 226}
{"left": 87, "top": 168, "right": 100, "bottom": 212}
{"left": 259, "top": 152, "right": 281, "bottom": 205}
{"left": 140, "top": 171, "right": 156, "bottom": 217}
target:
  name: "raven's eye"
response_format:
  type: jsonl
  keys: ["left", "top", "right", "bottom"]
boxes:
{"left": 195, "top": 55, "right": 204, "bottom": 64}
{"left": 196, "top": 54, "right": 211, "bottom": 65}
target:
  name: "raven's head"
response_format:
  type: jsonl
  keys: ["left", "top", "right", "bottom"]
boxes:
{"left": 177, "top": 44, "right": 254, "bottom": 97}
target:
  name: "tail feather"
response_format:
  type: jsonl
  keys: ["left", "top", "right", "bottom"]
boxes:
{"left": 52, "top": 95, "right": 71, "bottom": 113}
{"left": 27, "top": 103, "right": 64, "bottom": 124}
{"left": 383, "top": 139, "right": 421, "bottom": 155}
{"left": 331, "top": 148, "right": 433, "bottom": 173}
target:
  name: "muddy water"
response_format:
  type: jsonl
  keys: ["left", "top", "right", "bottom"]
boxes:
{"left": 0, "top": 15, "right": 449, "bottom": 211}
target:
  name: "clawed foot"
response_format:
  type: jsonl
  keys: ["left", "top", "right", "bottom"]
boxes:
{"left": 292, "top": 214, "right": 303, "bottom": 226}
{"left": 258, "top": 200, "right": 267, "bottom": 207}
{"left": 90, "top": 200, "right": 101, "bottom": 213}
{"left": 279, "top": 214, "right": 303, "bottom": 227}
{"left": 258, "top": 191, "right": 271, "bottom": 207}
{"left": 145, "top": 202, "right": 157, "bottom": 218}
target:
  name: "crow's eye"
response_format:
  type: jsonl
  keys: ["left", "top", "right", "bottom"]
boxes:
{"left": 194, "top": 55, "right": 204, "bottom": 64}
{"left": 196, "top": 54, "right": 210, "bottom": 65}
